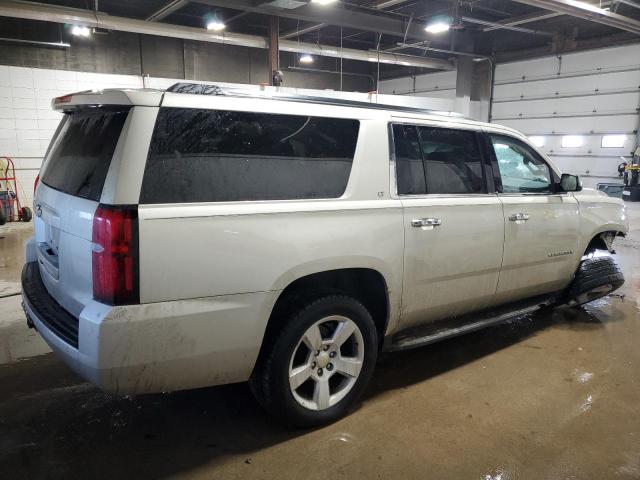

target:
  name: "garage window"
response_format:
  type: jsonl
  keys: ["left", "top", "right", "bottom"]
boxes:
{"left": 140, "top": 108, "right": 360, "bottom": 203}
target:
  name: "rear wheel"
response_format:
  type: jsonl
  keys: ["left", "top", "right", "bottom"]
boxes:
{"left": 0, "top": 206, "right": 5, "bottom": 226}
{"left": 250, "top": 295, "right": 378, "bottom": 427}
{"left": 565, "top": 255, "right": 624, "bottom": 307}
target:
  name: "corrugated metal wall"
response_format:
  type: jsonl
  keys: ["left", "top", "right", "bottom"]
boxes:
{"left": 492, "top": 44, "right": 640, "bottom": 187}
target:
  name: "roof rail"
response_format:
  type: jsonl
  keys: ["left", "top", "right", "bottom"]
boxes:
{"left": 165, "top": 82, "right": 466, "bottom": 118}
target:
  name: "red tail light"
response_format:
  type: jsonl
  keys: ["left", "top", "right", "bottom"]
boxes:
{"left": 92, "top": 204, "right": 139, "bottom": 305}
{"left": 34, "top": 174, "right": 39, "bottom": 194}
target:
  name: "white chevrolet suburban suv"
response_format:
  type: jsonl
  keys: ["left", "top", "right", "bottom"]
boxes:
{"left": 22, "top": 83, "right": 628, "bottom": 427}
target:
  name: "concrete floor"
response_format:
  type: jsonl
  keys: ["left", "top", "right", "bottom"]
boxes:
{"left": 1, "top": 205, "right": 639, "bottom": 480}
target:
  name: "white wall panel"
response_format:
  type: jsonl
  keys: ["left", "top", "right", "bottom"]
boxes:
{"left": 492, "top": 92, "right": 640, "bottom": 120}
{"left": 494, "top": 71, "right": 640, "bottom": 100}
{"left": 558, "top": 44, "right": 640, "bottom": 71}
{"left": 379, "top": 70, "right": 456, "bottom": 97}
{"left": 495, "top": 45, "right": 640, "bottom": 82}
{"left": 0, "top": 65, "right": 142, "bottom": 210}
{"left": 493, "top": 114, "right": 639, "bottom": 135}
{"left": 493, "top": 44, "right": 640, "bottom": 188}
{"left": 494, "top": 56, "right": 559, "bottom": 82}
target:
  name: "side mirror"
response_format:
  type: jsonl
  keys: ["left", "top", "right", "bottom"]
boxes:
{"left": 559, "top": 173, "right": 582, "bottom": 192}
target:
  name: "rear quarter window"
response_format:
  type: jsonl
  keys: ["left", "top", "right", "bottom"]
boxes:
{"left": 40, "top": 108, "right": 130, "bottom": 201}
{"left": 140, "top": 108, "right": 360, "bottom": 204}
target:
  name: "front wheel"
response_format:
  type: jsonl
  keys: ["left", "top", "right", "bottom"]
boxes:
{"left": 250, "top": 295, "right": 378, "bottom": 428}
{"left": 565, "top": 255, "right": 624, "bottom": 307}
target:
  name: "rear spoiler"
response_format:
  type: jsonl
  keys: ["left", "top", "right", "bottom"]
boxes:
{"left": 52, "top": 89, "right": 163, "bottom": 110}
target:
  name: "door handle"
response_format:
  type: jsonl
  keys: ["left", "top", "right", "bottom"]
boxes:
{"left": 509, "top": 213, "right": 530, "bottom": 222}
{"left": 411, "top": 217, "right": 442, "bottom": 228}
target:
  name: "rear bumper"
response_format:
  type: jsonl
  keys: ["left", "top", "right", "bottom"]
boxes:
{"left": 22, "top": 261, "right": 279, "bottom": 394}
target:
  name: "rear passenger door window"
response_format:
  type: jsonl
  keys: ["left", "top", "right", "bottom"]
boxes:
{"left": 418, "top": 127, "right": 485, "bottom": 195}
{"left": 140, "top": 108, "right": 360, "bottom": 203}
{"left": 489, "top": 134, "right": 552, "bottom": 193}
{"left": 392, "top": 124, "right": 485, "bottom": 195}
{"left": 393, "top": 124, "right": 426, "bottom": 195}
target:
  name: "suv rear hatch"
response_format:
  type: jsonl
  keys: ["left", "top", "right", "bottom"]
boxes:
{"left": 34, "top": 106, "right": 131, "bottom": 318}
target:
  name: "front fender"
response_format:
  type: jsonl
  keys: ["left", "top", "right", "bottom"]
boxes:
{"left": 574, "top": 189, "right": 628, "bottom": 254}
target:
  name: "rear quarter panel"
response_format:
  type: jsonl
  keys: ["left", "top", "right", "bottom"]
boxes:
{"left": 137, "top": 117, "right": 405, "bottom": 335}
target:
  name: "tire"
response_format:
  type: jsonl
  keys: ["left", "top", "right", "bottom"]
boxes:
{"left": 19, "top": 206, "right": 32, "bottom": 223}
{"left": 250, "top": 294, "right": 378, "bottom": 428}
{"left": 565, "top": 255, "right": 624, "bottom": 307}
{"left": 0, "top": 206, "right": 5, "bottom": 226}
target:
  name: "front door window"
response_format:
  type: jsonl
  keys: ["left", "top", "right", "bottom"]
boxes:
{"left": 489, "top": 135, "right": 552, "bottom": 193}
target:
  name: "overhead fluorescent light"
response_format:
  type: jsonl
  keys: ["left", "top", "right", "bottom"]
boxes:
{"left": 529, "top": 136, "right": 545, "bottom": 148}
{"left": 566, "top": 0, "right": 607, "bottom": 14}
{"left": 299, "top": 53, "right": 314, "bottom": 64}
{"left": 311, "top": 0, "right": 338, "bottom": 5}
{"left": 206, "top": 19, "right": 226, "bottom": 31}
{"left": 425, "top": 21, "right": 450, "bottom": 34}
{"left": 561, "top": 135, "right": 584, "bottom": 148}
{"left": 71, "top": 25, "right": 91, "bottom": 37}
{"left": 601, "top": 134, "right": 626, "bottom": 148}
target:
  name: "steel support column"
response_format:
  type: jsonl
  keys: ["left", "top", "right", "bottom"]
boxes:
{"left": 269, "top": 16, "right": 279, "bottom": 86}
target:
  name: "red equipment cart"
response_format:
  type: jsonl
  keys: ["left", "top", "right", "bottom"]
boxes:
{"left": 0, "top": 156, "right": 32, "bottom": 225}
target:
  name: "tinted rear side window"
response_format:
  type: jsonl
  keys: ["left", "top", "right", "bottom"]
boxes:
{"left": 393, "top": 124, "right": 426, "bottom": 195}
{"left": 40, "top": 108, "right": 130, "bottom": 201}
{"left": 418, "top": 127, "right": 485, "bottom": 195}
{"left": 140, "top": 108, "right": 360, "bottom": 203}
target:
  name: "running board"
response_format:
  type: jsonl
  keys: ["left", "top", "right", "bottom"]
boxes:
{"left": 385, "top": 296, "right": 556, "bottom": 352}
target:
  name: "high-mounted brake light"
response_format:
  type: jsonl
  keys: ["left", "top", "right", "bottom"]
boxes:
{"left": 92, "top": 204, "right": 139, "bottom": 305}
{"left": 54, "top": 94, "right": 73, "bottom": 104}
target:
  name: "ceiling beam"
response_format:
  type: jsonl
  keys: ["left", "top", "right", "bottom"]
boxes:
{"left": 462, "top": 15, "right": 554, "bottom": 35}
{"left": 279, "top": 1, "right": 415, "bottom": 40}
{"left": 482, "top": 0, "right": 614, "bottom": 32}
{"left": 372, "top": 0, "right": 412, "bottom": 8}
{"left": 146, "top": 0, "right": 190, "bottom": 22}
{"left": 192, "top": 0, "right": 429, "bottom": 40}
{"left": 0, "top": 0, "right": 455, "bottom": 70}
{"left": 508, "top": 0, "right": 640, "bottom": 34}
{"left": 280, "top": 22, "right": 327, "bottom": 40}
{"left": 387, "top": 40, "right": 490, "bottom": 58}
{"left": 482, "top": 11, "right": 562, "bottom": 31}
{"left": 616, "top": 0, "right": 640, "bottom": 10}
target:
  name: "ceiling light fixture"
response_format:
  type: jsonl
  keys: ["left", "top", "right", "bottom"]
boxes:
{"left": 299, "top": 53, "right": 314, "bottom": 64}
{"left": 206, "top": 19, "right": 226, "bottom": 31}
{"left": 205, "top": 12, "right": 226, "bottom": 31}
{"left": 71, "top": 25, "right": 91, "bottom": 37}
{"left": 311, "top": 0, "right": 338, "bottom": 5}
{"left": 424, "top": 20, "right": 451, "bottom": 33}
{"left": 566, "top": 0, "right": 607, "bottom": 14}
